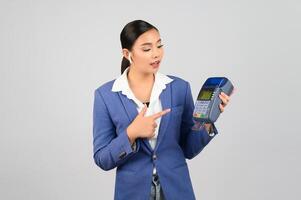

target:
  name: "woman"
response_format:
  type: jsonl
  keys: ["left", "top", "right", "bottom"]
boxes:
{"left": 93, "top": 20, "right": 231, "bottom": 200}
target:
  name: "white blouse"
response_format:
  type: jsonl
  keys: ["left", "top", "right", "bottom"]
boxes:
{"left": 112, "top": 67, "right": 173, "bottom": 148}
{"left": 111, "top": 67, "right": 173, "bottom": 174}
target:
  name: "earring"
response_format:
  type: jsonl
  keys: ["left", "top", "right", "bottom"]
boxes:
{"left": 128, "top": 53, "right": 132, "bottom": 64}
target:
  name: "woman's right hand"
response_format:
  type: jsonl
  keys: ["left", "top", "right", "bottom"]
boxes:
{"left": 126, "top": 104, "right": 171, "bottom": 144}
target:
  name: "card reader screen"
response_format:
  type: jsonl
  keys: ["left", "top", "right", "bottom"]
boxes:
{"left": 198, "top": 90, "right": 213, "bottom": 100}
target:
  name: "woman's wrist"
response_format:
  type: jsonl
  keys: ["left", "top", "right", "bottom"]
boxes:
{"left": 204, "top": 123, "right": 213, "bottom": 133}
{"left": 126, "top": 127, "right": 137, "bottom": 145}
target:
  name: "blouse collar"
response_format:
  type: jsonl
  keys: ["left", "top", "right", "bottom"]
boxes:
{"left": 111, "top": 67, "right": 173, "bottom": 107}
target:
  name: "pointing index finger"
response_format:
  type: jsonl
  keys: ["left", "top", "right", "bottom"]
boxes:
{"left": 152, "top": 108, "right": 171, "bottom": 120}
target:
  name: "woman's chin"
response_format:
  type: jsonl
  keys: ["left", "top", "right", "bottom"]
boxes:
{"left": 150, "top": 64, "right": 160, "bottom": 70}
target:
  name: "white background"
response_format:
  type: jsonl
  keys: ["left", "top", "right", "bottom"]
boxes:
{"left": 1, "top": 0, "right": 300, "bottom": 199}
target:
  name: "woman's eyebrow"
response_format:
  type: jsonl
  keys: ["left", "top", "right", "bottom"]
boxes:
{"left": 140, "top": 39, "right": 161, "bottom": 46}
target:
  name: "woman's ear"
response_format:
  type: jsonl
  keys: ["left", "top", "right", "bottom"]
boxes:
{"left": 122, "top": 49, "right": 131, "bottom": 62}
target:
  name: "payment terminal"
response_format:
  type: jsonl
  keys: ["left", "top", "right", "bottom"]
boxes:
{"left": 193, "top": 77, "right": 234, "bottom": 124}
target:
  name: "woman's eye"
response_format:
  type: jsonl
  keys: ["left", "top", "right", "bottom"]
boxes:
{"left": 142, "top": 44, "right": 164, "bottom": 52}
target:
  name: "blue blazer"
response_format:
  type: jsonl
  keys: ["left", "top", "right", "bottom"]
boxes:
{"left": 93, "top": 75, "right": 218, "bottom": 200}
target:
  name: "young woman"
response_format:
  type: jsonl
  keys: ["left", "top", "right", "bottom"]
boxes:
{"left": 93, "top": 20, "right": 231, "bottom": 200}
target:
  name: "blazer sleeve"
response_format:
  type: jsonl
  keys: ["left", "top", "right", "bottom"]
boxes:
{"left": 93, "top": 89, "right": 140, "bottom": 171}
{"left": 179, "top": 81, "right": 219, "bottom": 160}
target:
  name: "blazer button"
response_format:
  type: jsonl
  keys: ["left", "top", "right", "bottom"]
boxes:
{"left": 119, "top": 151, "right": 127, "bottom": 159}
{"left": 152, "top": 154, "right": 157, "bottom": 160}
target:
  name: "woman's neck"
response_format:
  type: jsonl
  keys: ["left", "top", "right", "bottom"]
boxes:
{"left": 127, "top": 67, "right": 154, "bottom": 88}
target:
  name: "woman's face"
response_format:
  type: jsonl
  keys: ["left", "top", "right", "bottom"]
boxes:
{"left": 125, "top": 28, "right": 164, "bottom": 74}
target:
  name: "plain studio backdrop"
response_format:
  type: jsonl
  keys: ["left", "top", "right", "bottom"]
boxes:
{"left": 1, "top": 0, "right": 300, "bottom": 199}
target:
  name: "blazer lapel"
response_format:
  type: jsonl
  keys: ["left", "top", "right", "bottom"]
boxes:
{"left": 118, "top": 92, "right": 153, "bottom": 153}
{"left": 154, "top": 83, "right": 172, "bottom": 152}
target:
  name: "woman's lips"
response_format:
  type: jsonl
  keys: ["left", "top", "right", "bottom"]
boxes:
{"left": 150, "top": 60, "right": 160, "bottom": 68}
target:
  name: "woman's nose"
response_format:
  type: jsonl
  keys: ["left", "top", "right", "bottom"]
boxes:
{"left": 152, "top": 49, "right": 160, "bottom": 58}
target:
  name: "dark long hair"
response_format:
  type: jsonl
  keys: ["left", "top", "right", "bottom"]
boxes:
{"left": 120, "top": 20, "right": 158, "bottom": 74}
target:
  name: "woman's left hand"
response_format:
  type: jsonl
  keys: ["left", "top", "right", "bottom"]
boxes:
{"left": 219, "top": 92, "right": 231, "bottom": 113}
{"left": 204, "top": 92, "right": 231, "bottom": 133}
